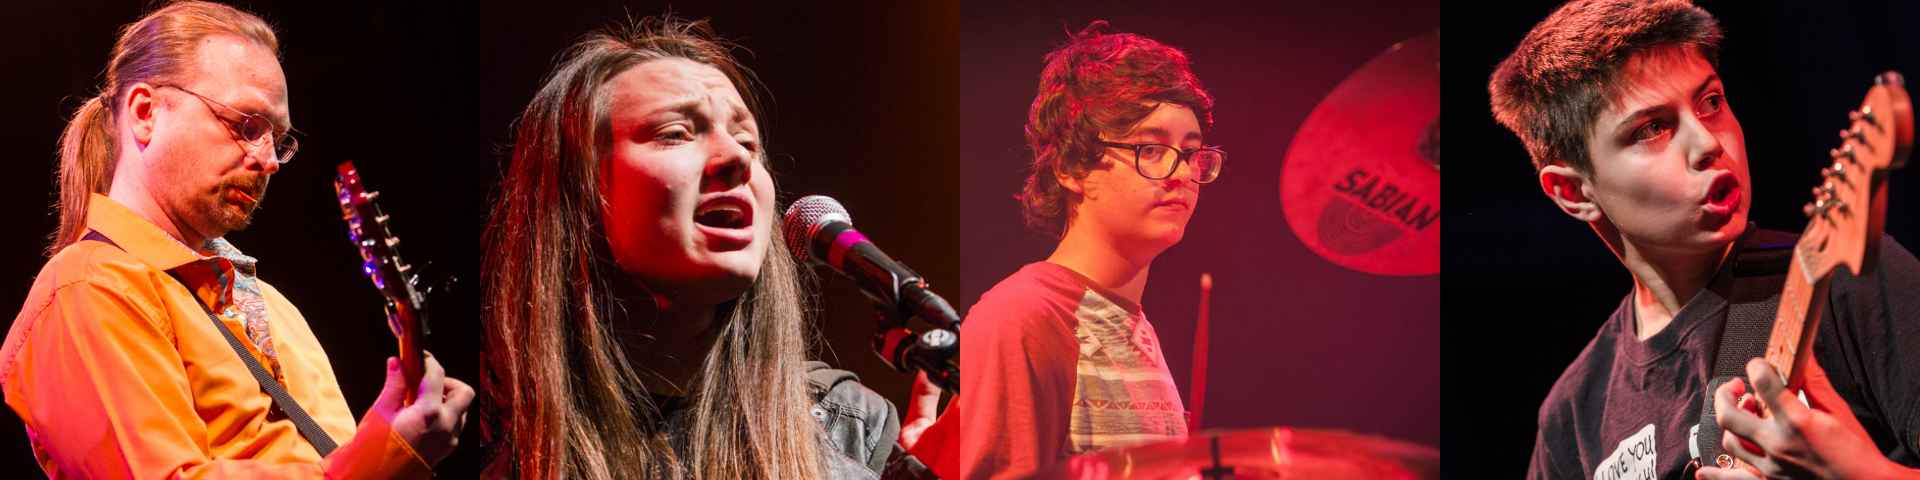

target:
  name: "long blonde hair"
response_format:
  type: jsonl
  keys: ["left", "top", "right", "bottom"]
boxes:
{"left": 481, "top": 16, "right": 826, "bottom": 480}
{"left": 51, "top": 0, "right": 277, "bottom": 255}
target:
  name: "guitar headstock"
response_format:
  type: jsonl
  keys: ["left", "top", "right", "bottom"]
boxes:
{"left": 1799, "top": 72, "right": 1914, "bottom": 280}
{"left": 334, "top": 161, "right": 426, "bottom": 313}
{"left": 334, "top": 161, "right": 429, "bottom": 388}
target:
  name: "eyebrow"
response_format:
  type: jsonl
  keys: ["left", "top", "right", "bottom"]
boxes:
{"left": 1610, "top": 74, "right": 1721, "bottom": 134}
{"left": 228, "top": 99, "right": 290, "bottom": 133}
{"left": 1122, "top": 126, "right": 1203, "bottom": 144}
{"left": 215, "top": 92, "right": 289, "bottom": 132}
{"left": 643, "top": 98, "right": 757, "bottom": 133}
{"left": 644, "top": 99, "right": 708, "bottom": 124}
{"left": 731, "top": 104, "right": 757, "bottom": 130}
{"left": 230, "top": 105, "right": 291, "bottom": 135}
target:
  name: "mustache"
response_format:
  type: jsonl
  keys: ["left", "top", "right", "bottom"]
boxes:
{"left": 220, "top": 175, "right": 270, "bottom": 198}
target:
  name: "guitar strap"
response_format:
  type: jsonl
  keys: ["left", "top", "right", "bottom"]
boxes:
{"left": 1691, "top": 228, "right": 1797, "bottom": 471}
{"left": 81, "top": 230, "right": 341, "bottom": 457}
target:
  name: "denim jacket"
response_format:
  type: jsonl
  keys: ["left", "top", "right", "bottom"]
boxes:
{"left": 806, "top": 361, "right": 935, "bottom": 479}
{"left": 634, "top": 362, "right": 929, "bottom": 479}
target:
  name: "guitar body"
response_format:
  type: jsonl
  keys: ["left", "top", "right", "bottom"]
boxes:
{"left": 334, "top": 161, "right": 431, "bottom": 401}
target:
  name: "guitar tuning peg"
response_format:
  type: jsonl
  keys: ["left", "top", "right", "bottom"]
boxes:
{"left": 1804, "top": 202, "right": 1817, "bottom": 217}
{"left": 1841, "top": 127, "right": 1866, "bottom": 143}
{"left": 365, "top": 191, "right": 380, "bottom": 201}
{"left": 1850, "top": 107, "right": 1876, "bottom": 126}
{"left": 375, "top": 214, "right": 390, "bottom": 225}
{"left": 1832, "top": 145, "right": 1857, "bottom": 164}
{"left": 385, "top": 237, "right": 401, "bottom": 248}
{"left": 1810, "top": 197, "right": 1846, "bottom": 217}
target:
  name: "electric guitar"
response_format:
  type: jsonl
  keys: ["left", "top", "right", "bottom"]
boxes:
{"left": 1716, "top": 71, "right": 1912, "bottom": 470}
{"left": 333, "top": 161, "right": 430, "bottom": 401}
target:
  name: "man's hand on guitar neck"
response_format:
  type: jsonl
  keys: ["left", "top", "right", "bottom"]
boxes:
{"left": 1698, "top": 357, "right": 1917, "bottom": 479}
{"left": 370, "top": 353, "right": 476, "bottom": 467}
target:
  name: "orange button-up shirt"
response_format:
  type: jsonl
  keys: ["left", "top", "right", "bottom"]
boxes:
{"left": 0, "top": 194, "right": 429, "bottom": 479}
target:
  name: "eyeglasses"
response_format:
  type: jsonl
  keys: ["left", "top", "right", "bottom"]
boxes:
{"left": 158, "top": 84, "right": 300, "bottom": 164}
{"left": 1099, "top": 141, "right": 1225, "bottom": 183}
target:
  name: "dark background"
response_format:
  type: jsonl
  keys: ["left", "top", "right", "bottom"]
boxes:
{"left": 958, "top": 0, "right": 1441, "bottom": 452}
{"left": 0, "top": 0, "right": 956, "bottom": 477}
{"left": 1445, "top": 1, "right": 1920, "bottom": 477}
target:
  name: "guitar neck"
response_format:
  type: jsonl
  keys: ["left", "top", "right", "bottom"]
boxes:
{"left": 1721, "top": 71, "right": 1907, "bottom": 473}
{"left": 333, "top": 161, "right": 430, "bottom": 396}
{"left": 1764, "top": 245, "right": 1832, "bottom": 388}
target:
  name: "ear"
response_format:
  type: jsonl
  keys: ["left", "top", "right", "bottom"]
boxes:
{"left": 124, "top": 83, "right": 160, "bottom": 150}
{"left": 1055, "top": 168, "right": 1085, "bottom": 195}
{"left": 1058, "top": 167, "right": 1102, "bottom": 203}
{"left": 1539, "top": 163, "right": 1602, "bottom": 222}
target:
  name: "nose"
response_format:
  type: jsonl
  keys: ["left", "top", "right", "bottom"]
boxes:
{"left": 247, "top": 146, "right": 282, "bottom": 175}
{"left": 701, "top": 132, "right": 752, "bottom": 192}
{"left": 1683, "top": 114, "right": 1725, "bottom": 171}
{"left": 1162, "top": 156, "right": 1198, "bottom": 190}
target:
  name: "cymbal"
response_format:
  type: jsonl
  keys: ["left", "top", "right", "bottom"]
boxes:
{"left": 1279, "top": 31, "right": 1439, "bottom": 276}
{"left": 1036, "top": 427, "right": 1440, "bottom": 479}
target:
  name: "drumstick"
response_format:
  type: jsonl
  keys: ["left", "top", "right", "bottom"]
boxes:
{"left": 1189, "top": 273, "right": 1212, "bottom": 432}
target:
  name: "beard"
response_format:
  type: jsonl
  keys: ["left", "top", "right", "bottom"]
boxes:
{"left": 201, "top": 175, "right": 271, "bottom": 235}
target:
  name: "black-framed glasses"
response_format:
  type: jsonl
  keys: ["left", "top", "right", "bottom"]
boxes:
{"left": 158, "top": 84, "right": 300, "bottom": 164}
{"left": 1099, "top": 141, "right": 1224, "bottom": 183}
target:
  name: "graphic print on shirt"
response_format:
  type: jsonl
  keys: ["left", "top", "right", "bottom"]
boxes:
{"left": 1067, "top": 288, "right": 1187, "bottom": 454}
{"left": 1596, "top": 424, "right": 1657, "bottom": 480}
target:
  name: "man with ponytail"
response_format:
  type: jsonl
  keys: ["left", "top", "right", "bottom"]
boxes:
{"left": 0, "top": 2, "right": 471, "bottom": 478}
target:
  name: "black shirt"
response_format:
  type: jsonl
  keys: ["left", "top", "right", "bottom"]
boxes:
{"left": 1528, "top": 232, "right": 1920, "bottom": 479}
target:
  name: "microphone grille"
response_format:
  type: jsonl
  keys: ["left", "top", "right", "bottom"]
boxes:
{"left": 781, "top": 195, "right": 851, "bottom": 262}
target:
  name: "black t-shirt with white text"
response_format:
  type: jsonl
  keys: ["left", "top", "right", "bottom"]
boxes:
{"left": 1527, "top": 232, "right": 1920, "bottom": 479}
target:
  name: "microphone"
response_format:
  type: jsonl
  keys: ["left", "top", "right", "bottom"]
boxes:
{"left": 784, "top": 195, "right": 959, "bottom": 391}
{"left": 783, "top": 195, "right": 961, "bottom": 329}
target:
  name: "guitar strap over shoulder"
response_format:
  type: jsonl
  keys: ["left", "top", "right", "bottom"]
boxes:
{"left": 1692, "top": 229, "right": 1797, "bottom": 470}
{"left": 81, "top": 230, "right": 340, "bottom": 457}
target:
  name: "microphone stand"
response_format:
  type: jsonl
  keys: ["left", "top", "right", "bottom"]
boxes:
{"left": 868, "top": 278, "right": 961, "bottom": 393}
